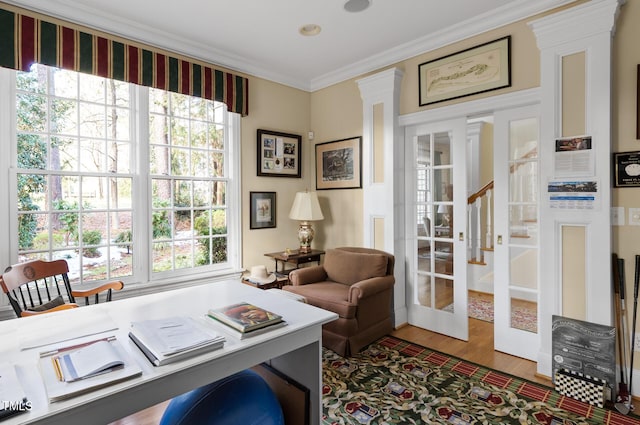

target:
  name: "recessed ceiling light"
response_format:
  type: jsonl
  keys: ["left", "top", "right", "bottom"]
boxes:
{"left": 344, "top": 0, "right": 371, "bottom": 13}
{"left": 299, "top": 24, "right": 322, "bottom": 36}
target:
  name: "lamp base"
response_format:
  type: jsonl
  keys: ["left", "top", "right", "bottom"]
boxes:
{"left": 297, "top": 221, "right": 315, "bottom": 254}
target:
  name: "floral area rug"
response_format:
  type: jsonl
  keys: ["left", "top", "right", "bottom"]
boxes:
{"left": 322, "top": 336, "right": 639, "bottom": 424}
{"left": 464, "top": 295, "right": 538, "bottom": 333}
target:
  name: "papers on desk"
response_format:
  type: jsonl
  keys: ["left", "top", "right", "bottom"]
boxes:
{"left": 129, "top": 316, "right": 225, "bottom": 366}
{"left": 38, "top": 337, "right": 142, "bottom": 402}
{"left": 19, "top": 307, "right": 118, "bottom": 351}
{"left": 0, "top": 363, "right": 30, "bottom": 420}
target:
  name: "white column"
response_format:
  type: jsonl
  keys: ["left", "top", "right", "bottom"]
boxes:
{"left": 357, "top": 68, "right": 405, "bottom": 326}
{"left": 530, "top": 0, "right": 622, "bottom": 378}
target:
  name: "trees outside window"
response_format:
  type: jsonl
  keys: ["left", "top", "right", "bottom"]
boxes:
{"left": 11, "top": 64, "right": 237, "bottom": 287}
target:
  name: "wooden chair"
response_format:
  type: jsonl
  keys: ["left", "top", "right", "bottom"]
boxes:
{"left": 1, "top": 259, "right": 124, "bottom": 318}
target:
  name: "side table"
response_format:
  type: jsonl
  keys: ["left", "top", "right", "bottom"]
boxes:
{"left": 264, "top": 249, "right": 325, "bottom": 275}
{"left": 241, "top": 276, "right": 288, "bottom": 290}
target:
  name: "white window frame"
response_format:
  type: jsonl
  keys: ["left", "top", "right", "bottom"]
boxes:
{"left": 0, "top": 67, "right": 242, "bottom": 313}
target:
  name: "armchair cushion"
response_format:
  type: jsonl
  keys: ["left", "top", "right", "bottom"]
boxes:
{"left": 27, "top": 295, "right": 65, "bottom": 312}
{"left": 323, "top": 249, "right": 388, "bottom": 285}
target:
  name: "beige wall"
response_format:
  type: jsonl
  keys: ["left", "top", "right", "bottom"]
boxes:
{"left": 242, "top": 1, "right": 640, "bottom": 313}
{"left": 308, "top": 80, "right": 365, "bottom": 249}
{"left": 612, "top": 0, "right": 640, "bottom": 328}
{"left": 240, "top": 78, "right": 311, "bottom": 271}
{"left": 305, "top": 10, "right": 546, "bottom": 253}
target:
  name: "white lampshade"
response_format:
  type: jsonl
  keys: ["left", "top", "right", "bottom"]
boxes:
{"left": 289, "top": 191, "right": 324, "bottom": 221}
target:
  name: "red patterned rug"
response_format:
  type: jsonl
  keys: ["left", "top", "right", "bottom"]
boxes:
{"left": 322, "top": 336, "right": 639, "bottom": 424}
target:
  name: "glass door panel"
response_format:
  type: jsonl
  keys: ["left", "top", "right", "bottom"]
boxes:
{"left": 406, "top": 118, "right": 467, "bottom": 341}
{"left": 494, "top": 105, "right": 540, "bottom": 360}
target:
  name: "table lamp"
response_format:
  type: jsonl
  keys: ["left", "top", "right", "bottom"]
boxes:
{"left": 438, "top": 204, "right": 449, "bottom": 227}
{"left": 289, "top": 191, "right": 324, "bottom": 253}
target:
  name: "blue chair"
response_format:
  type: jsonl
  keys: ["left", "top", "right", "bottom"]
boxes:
{"left": 159, "top": 369, "right": 284, "bottom": 425}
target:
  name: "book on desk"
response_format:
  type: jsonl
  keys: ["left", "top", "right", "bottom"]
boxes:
{"left": 206, "top": 302, "right": 286, "bottom": 338}
{"left": 129, "top": 316, "right": 225, "bottom": 366}
{"left": 38, "top": 336, "right": 142, "bottom": 402}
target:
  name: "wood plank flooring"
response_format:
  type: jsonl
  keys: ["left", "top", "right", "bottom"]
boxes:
{"left": 109, "top": 318, "right": 550, "bottom": 425}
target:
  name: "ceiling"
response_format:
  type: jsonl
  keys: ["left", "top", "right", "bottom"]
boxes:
{"left": 5, "top": 0, "right": 574, "bottom": 92}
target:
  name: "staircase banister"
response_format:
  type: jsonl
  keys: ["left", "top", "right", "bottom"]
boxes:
{"left": 468, "top": 180, "right": 494, "bottom": 205}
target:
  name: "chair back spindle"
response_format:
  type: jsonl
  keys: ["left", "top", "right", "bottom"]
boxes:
{"left": 1, "top": 259, "right": 123, "bottom": 318}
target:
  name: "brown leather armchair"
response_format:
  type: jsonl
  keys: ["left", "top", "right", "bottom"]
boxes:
{"left": 283, "top": 247, "right": 395, "bottom": 356}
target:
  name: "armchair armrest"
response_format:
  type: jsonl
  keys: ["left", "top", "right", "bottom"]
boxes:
{"left": 71, "top": 280, "right": 124, "bottom": 303}
{"left": 288, "top": 266, "right": 328, "bottom": 286}
{"left": 348, "top": 275, "right": 395, "bottom": 302}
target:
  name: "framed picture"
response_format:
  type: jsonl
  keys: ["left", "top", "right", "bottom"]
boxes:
{"left": 250, "top": 192, "right": 277, "bottom": 229}
{"left": 315, "top": 136, "right": 362, "bottom": 190}
{"left": 419, "top": 36, "right": 511, "bottom": 106}
{"left": 257, "top": 129, "right": 301, "bottom": 178}
{"left": 613, "top": 151, "right": 640, "bottom": 187}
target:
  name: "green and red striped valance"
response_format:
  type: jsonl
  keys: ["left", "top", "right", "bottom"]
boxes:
{"left": 0, "top": 7, "right": 248, "bottom": 116}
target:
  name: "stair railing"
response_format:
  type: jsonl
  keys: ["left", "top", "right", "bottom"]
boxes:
{"left": 467, "top": 181, "right": 493, "bottom": 263}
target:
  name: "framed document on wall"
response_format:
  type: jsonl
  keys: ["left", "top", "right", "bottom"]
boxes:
{"left": 257, "top": 129, "right": 301, "bottom": 178}
{"left": 613, "top": 151, "right": 640, "bottom": 187}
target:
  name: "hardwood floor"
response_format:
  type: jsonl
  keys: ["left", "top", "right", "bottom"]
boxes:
{"left": 109, "top": 318, "right": 550, "bottom": 425}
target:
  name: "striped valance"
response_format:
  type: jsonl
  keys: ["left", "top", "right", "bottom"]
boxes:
{"left": 0, "top": 7, "right": 248, "bottom": 116}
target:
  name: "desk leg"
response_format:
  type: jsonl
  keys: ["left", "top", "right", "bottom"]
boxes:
{"left": 269, "top": 338, "right": 323, "bottom": 425}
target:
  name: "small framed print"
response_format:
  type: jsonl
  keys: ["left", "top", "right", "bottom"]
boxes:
{"left": 613, "top": 151, "right": 640, "bottom": 187}
{"left": 257, "top": 129, "right": 301, "bottom": 178}
{"left": 250, "top": 192, "right": 276, "bottom": 229}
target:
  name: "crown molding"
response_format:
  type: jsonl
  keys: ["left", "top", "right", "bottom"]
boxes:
{"left": 529, "top": 0, "right": 625, "bottom": 50}
{"left": 3, "top": 0, "right": 576, "bottom": 93}
{"left": 310, "top": 0, "right": 576, "bottom": 91}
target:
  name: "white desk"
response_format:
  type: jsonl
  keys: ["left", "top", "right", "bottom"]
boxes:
{"left": 0, "top": 280, "right": 338, "bottom": 425}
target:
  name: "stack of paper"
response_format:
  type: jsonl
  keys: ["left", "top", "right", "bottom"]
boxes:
{"left": 129, "top": 316, "right": 225, "bottom": 366}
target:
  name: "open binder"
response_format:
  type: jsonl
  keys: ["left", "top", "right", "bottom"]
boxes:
{"left": 38, "top": 336, "right": 142, "bottom": 402}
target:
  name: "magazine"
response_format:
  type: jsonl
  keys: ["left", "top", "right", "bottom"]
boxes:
{"left": 207, "top": 302, "right": 283, "bottom": 333}
{"left": 204, "top": 315, "right": 287, "bottom": 339}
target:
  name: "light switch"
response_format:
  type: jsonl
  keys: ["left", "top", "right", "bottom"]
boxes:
{"left": 629, "top": 208, "right": 640, "bottom": 226}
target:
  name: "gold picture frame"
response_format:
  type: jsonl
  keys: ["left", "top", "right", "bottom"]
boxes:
{"left": 315, "top": 136, "right": 362, "bottom": 190}
{"left": 419, "top": 36, "right": 511, "bottom": 106}
{"left": 257, "top": 129, "right": 301, "bottom": 178}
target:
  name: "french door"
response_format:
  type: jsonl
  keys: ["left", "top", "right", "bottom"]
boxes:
{"left": 405, "top": 118, "right": 468, "bottom": 340}
{"left": 493, "top": 104, "right": 540, "bottom": 360}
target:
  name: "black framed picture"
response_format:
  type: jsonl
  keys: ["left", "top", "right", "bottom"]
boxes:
{"left": 315, "top": 136, "right": 362, "bottom": 190}
{"left": 419, "top": 36, "right": 511, "bottom": 106}
{"left": 257, "top": 129, "right": 301, "bottom": 178}
{"left": 613, "top": 151, "right": 640, "bottom": 187}
{"left": 250, "top": 192, "right": 277, "bottom": 229}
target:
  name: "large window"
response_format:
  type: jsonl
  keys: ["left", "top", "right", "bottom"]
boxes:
{"left": 5, "top": 64, "right": 240, "bottom": 289}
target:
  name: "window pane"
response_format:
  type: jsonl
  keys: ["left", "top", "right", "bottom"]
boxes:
{"left": 13, "top": 63, "right": 233, "bottom": 286}
{"left": 15, "top": 64, "right": 133, "bottom": 284}
{"left": 148, "top": 88, "right": 230, "bottom": 274}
